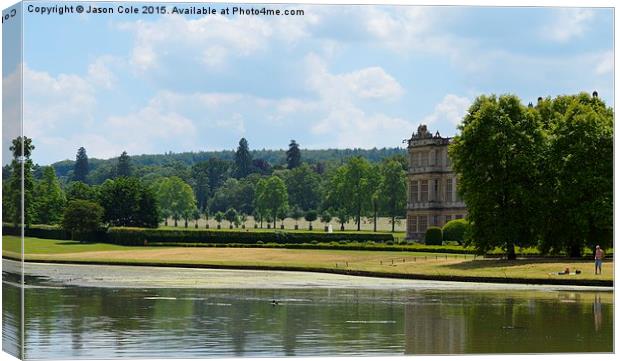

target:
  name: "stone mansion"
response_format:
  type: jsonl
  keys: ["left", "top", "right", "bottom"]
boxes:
{"left": 405, "top": 125, "right": 467, "bottom": 240}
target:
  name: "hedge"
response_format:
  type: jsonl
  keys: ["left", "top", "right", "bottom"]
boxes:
{"left": 3, "top": 224, "right": 70, "bottom": 240}
{"left": 425, "top": 227, "right": 443, "bottom": 245}
{"left": 3, "top": 224, "right": 394, "bottom": 245}
{"left": 106, "top": 227, "right": 394, "bottom": 246}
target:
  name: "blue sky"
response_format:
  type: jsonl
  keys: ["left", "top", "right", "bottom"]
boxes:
{"left": 4, "top": 2, "right": 614, "bottom": 165}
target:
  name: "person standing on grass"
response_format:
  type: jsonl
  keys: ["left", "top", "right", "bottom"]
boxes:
{"left": 594, "top": 245, "right": 604, "bottom": 275}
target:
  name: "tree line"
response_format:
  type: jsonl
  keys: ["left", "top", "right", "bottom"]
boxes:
{"left": 450, "top": 92, "right": 613, "bottom": 259}
{"left": 3, "top": 137, "right": 407, "bottom": 236}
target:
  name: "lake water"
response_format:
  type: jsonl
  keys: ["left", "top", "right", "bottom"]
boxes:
{"left": 2, "top": 265, "right": 614, "bottom": 358}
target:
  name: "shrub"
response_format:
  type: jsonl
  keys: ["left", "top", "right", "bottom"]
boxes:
{"left": 425, "top": 227, "right": 443, "bottom": 245}
{"left": 61, "top": 200, "right": 104, "bottom": 241}
{"left": 442, "top": 219, "right": 470, "bottom": 245}
{"left": 104, "top": 227, "right": 393, "bottom": 246}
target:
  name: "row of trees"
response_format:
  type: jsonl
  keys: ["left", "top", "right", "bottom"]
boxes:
{"left": 4, "top": 137, "right": 407, "bottom": 233}
{"left": 450, "top": 92, "right": 613, "bottom": 258}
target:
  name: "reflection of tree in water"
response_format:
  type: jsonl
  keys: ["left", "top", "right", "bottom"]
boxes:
{"left": 3, "top": 283, "right": 22, "bottom": 359}
{"left": 593, "top": 293, "right": 602, "bottom": 332}
{"left": 462, "top": 291, "right": 613, "bottom": 353}
{"left": 404, "top": 291, "right": 466, "bottom": 354}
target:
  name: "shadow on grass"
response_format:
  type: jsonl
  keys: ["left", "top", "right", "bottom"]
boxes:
{"left": 440, "top": 258, "right": 599, "bottom": 270}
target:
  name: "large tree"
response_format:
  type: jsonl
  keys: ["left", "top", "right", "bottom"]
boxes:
{"left": 73, "top": 147, "right": 89, "bottom": 183}
{"left": 6, "top": 136, "right": 36, "bottom": 227}
{"left": 34, "top": 166, "right": 66, "bottom": 225}
{"left": 378, "top": 160, "right": 406, "bottom": 232}
{"left": 190, "top": 162, "right": 210, "bottom": 211}
{"left": 539, "top": 93, "right": 613, "bottom": 256}
{"left": 284, "top": 163, "right": 321, "bottom": 211}
{"left": 207, "top": 176, "right": 257, "bottom": 214}
{"left": 65, "top": 181, "right": 99, "bottom": 202}
{"left": 449, "top": 94, "right": 545, "bottom": 259}
{"left": 152, "top": 176, "right": 197, "bottom": 227}
{"left": 255, "top": 176, "right": 288, "bottom": 228}
{"left": 116, "top": 151, "right": 132, "bottom": 178}
{"left": 286, "top": 140, "right": 301, "bottom": 169}
{"left": 61, "top": 200, "right": 104, "bottom": 241}
{"left": 98, "top": 177, "right": 159, "bottom": 227}
{"left": 341, "top": 157, "right": 375, "bottom": 231}
{"left": 234, "top": 138, "right": 253, "bottom": 178}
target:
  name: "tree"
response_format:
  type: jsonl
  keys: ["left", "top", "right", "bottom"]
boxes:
{"left": 442, "top": 219, "right": 471, "bottom": 245}
{"left": 61, "top": 200, "right": 104, "bottom": 241}
{"left": 340, "top": 157, "right": 374, "bottom": 231}
{"left": 378, "top": 160, "right": 406, "bottom": 232}
{"left": 304, "top": 210, "right": 318, "bottom": 230}
{"left": 192, "top": 208, "right": 201, "bottom": 228}
{"left": 116, "top": 151, "right": 132, "bottom": 178}
{"left": 98, "top": 177, "right": 159, "bottom": 227}
{"left": 208, "top": 177, "right": 256, "bottom": 215}
{"left": 334, "top": 208, "right": 350, "bottom": 231}
{"left": 320, "top": 210, "right": 332, "bottom": 224}
{"left": 65, "top": 181, "right": 99, "bottom": 202}
{"left": 190, "top": 162, "right": 210, "bottom": 211}
{"left": 214, "top": 211, "right": 224, "bottom": 228}
{"left": 224, "top": 208, "right": 238, "bottom": 228}
{"left": 286, "top": 140, "right": 301, "bottom": 169}
{"left": 449, "top": 94, "right": 545, "bottom": 259}
{"left": 252, "top": 159, "right": 272, "bottom": 175}
{"left": 7, "top": 136, "right": 36, "bottom": 227}
{"left": 539, "top": 93, "right": 613, "bottom": 256}
{"left": 234, "top": 138, "right": 253, "bottom": 178}
{"left": 290, "top": 206, "right": 303, "bottom": 229}
{"left": 34, "top": 166, "right": 66, "bottom": 225}
{"left": 255, "top": 176, "right": 288, "bottom": 229}
{"left": 285, "top": 163, "right": 321, "bottom": 211}
{"left": 203, "top": 208, "right": 210, "bottom": 228}
{"left": 73, "top": 147, "right": 89, "bottom": 183}
{"left": 152, "top": 176, "right": 197, "bottom": 228}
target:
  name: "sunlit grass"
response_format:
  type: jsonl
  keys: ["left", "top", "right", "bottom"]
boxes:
{"left": 3, "top": 235, "right": 612, "bottom": 283}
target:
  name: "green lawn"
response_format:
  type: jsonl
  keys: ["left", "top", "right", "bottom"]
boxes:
{"left": 2, "top": 235, "right": 613, "bottom": 284}
{"left": 2, "top": 236, "right": 137, "bottom": 254}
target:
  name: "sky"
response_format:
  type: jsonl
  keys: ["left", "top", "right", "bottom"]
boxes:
{"left": 2, "top": 2, "right": 614, "bottom": 165}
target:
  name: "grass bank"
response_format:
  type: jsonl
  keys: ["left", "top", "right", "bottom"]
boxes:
{"left": 3, "top": 236, "right": 613, "bottom": 287}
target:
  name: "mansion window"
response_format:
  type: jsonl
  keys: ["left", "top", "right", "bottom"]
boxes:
{"left": 420, "top": 180, "right": 428, "bottom": 202}
{"left": 446, "top": 179, "right": 453, "bottom": 202}
{"left": 407, "top": 216, "right": 417, "bottom": 233}
{"left": 455, "top": 214, "right": 463, "bottom": 219}
{"left": 419, "top": 216, "right": 428, "bottom": 233}
{"left": 433, "top": 215, "right": 439, "bottom": 226}
{"left": 434, "top": 179, "right": 439, "bottom": 201}
{"left": 445, "top": 215, "right": 452, "bottom": 223}
{"left": 409, "top": 181, "right": 418, "bottom": 203}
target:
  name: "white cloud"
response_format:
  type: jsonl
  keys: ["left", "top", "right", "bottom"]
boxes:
{"left": 305, "top": 53, "right": 404, "bottom": 103}
{"left": 421, "top": 94, "right": 471, "bottom": 127}
{"left": 542, "top": 8, "right": 595, "bottom": 43}
{"left": 118, "top": 9, "right": 320, "bottom": 73}
{"left": 304, "top": 53, "right": 411, "bottom": 147}
{"left": 22, "top": 64, "right": 96, "bottom": 140}
{"left": 2, "top": 64, "right": 23, "bottom": 165}
{"left": 87, "top": 56, "right": 122, "bottom": 89}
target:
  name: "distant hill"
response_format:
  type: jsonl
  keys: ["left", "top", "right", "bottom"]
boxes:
{"left": 50, "top": 147, "right": 407, "bottom": 180}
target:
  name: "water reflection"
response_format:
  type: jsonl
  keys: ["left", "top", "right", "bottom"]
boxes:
{"left": 594, "top": 294, "right": 602, "bottom": 332}
{"left": 2, "top": 274, "right": 614, "bottom": 359}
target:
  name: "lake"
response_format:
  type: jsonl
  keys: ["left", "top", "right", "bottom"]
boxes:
{"left": 2, "top": 262, "right": 614, "bottom": 358}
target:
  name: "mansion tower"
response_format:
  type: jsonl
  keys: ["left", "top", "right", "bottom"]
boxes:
{"left": 405, "top": 125, "right": 467, "bottom": 240}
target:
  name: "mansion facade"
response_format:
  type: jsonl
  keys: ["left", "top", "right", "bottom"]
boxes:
{"left": 405, "top": 125, "right": 467, "bottom": 240}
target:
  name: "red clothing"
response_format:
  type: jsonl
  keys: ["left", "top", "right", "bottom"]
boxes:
{"left": 595, "top": 248, "right": 604, "bottom": 260}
